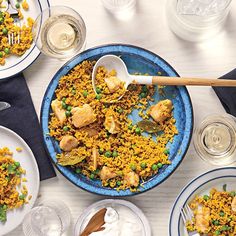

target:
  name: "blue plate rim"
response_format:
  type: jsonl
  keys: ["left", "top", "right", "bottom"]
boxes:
{"left": 40, "top": 43, "right": 194, "bottom": 196}
{"left": 168, "top": 167, "right": 236, "bottom": 236}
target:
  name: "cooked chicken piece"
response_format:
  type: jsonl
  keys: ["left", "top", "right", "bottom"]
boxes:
{"left": 231, "top": 196, "right": 236, "bottom": 211}
{"left": 195, "top": 207, "right": 210, "bottom": 233}
{"left": 124, "top": 171, "right": 140, "bottom": 187}
{"left": 71, "top": 104, "right": 96, "bottom": 128}
{"left": 100, "top": 166, "right": 117, "bottom": 181}
{"left": 79, "top": 127, "right": 99, "bottom": 137}
{"left": 149, "top": 99, "right": 173, "bottom": 123}
{"left": 104, "top": 76, "right": 123, "bottom": 93}
{"left": 59, "top": 135, "right": 78, "bottom": 152}
{"left": 92, "top": 147, "right": 98, "bottom": 170}
{"left": 51, "top": 99, "right": 66, "bottom": 125}
{"left": 104, "top": 115, "right": 120, "bottom": 134}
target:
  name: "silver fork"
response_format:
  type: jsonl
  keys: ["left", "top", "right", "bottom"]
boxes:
{"left": 6, "top": 0, "right": 21, "bottom": 45}
{"left": 181, "top": 205, "right": 200, "bottom": 236}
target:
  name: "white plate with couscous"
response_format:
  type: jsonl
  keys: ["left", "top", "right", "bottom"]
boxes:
{"left": 0, "top": 0, "right": 49, "bottom": 80}
{"left": 0, "top": 126, "right": 40, "bottom": 235}
{"left": 169, "top": 167, "right": 236, "bottom": 236}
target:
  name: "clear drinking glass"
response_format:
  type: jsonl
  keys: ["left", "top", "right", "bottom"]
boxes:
{"left": 22, "top": 199, "right": 71, "bottom": 236}
{"left": 194, "top": 114, "right": 236, "bottom": 166}
{"left": 32, "top": 6, "right": 86, "bottom": 59}
{"left": 166, "top": 0, "right": 232, "bottom": 42}
{"left": 101, "top": 0, "right": 137, "bottom": 18}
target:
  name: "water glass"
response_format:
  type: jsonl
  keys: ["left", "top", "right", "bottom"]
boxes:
{"left": 22, "top": 199, "right": 71, "bottom": 236}
{"left": 166, "top": 0, "right": 232, "bottom": 42}
{"left": 33, "top": 6, "right": 86, "bottom": 59}
{"left": 194, "top": 114, "right": 236, "bottom": 166}
{"left": 101, "top": 0, "right": 136, "bottom": 18}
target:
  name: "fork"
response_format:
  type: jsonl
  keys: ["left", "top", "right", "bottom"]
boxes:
{"left": 6, "top": 0, "right": 21, "bottom": 45}
{"left": 181, "top": 205, "right": 200, "bottom": 236}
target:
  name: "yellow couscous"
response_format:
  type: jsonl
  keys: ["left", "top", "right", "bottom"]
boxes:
{"left": 49, "top": 60, "right": 178, "bottom": 191}
{"left": 187, "top": 187, "right": 236, "bottom": 235}
{"left": 0, "top": 1, "right": 33, "bottom": 65}
{"left": 0, "top": 147, "right": 28, "bottom": 222}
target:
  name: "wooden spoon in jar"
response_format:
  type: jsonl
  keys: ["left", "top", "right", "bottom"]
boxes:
{"left": 80, "top": 208, "right": 107, "bottom": 236}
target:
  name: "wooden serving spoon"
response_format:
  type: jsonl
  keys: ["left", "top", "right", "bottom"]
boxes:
{"left": 92, "top": 55, "right": 236, "bottom": 102}
{"left": 80, "top": 208, "right": 107, "bottom": 236}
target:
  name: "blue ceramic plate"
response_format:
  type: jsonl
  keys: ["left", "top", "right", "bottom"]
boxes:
{"left": 41, "top": 44, "right": 193, "bottom": 196}
{"left": 169, "top": 167, "right": 236, "bottom": 236}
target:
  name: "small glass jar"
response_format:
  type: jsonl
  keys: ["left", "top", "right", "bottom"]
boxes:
{"left": 194, "top": 114, "right": 236, "bottom": 166}
{"left": 74, "top": 199, "right": 151, "bottom": 236}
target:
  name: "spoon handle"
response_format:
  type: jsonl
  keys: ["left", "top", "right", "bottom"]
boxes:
{"left": 152, "top": 76, "right": 236, "bottom": 87}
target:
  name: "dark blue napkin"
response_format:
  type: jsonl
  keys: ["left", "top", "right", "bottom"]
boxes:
{"left": 213, "top": 68, "right": 236, "bottom": 117}
{"left": 0, "top": 73, "right": 56, "bottom": 181}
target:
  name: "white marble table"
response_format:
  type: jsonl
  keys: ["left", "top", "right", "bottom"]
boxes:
{"left": 10, "top": 0, "right": 236, "bottom": 235}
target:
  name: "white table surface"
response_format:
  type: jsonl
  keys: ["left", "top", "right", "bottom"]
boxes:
{"left": 9, "top": 0, "right": 236, "bottom": 235}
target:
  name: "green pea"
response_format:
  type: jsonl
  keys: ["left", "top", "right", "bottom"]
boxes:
{"left": 2, "top": 28, "right": 7, "bottom": 35}
{"left": 221, "top": 225, "right": 228, "bottom": 231}
{"left": 15, "top": 2, "right": 20, "bottom": 8}
{"left": 19, "top": 194, "right": 25, "bottom": 200}
{"left": 90, "top": 173, "right": 95, "bottom": 179}
{"left": 0, "top": 17, "right": 3, "bottom": 24}
{"left": 62, "top": 97, "right": 66, "bottom": 102}
{"left": 4, "top": 48, "right": 10, "bottom": 54}
{"left": 98, "top": 148, "right": 104, "bottom": 154}
{"left": 128, "top": 124, "right": 133, "bottom": 130}
{"left": 140, "top": 162, "right": 147, "bottom": 169}
{"left": 116, "top": 181, "right": 121, "bottom": 186}
{"left": 67, "top": 106, "right": 72, "bottom": 111}
{"left": 96, "top": 87, "right": 102, "bottom": 94}
{"left": 96, "top": 94, "right": 102, "bottom": 100}
{"left": 212, "top": 220, "right": 219, "bottom": 226}
{"left": 203, "top": 195, "right": 210, "bottom": 201}
{"left": 140, "top": 92, "right": 147, "bottom": 98}
{"left": 112, "top": 151, "right": 118, "bottom": 157}
{"left": 117, "top": 108, "right": 123, "bottom": 113}
{"left": 135, "top": 127, "right": 141, "bottom": 135}
{"left": 105, "top": 151, "right": 111, "bottom": 157}
{"left": 14, "top": 162, "right": 20, "bottom": 167}
{"left": 219, "top": 211, "right": 225, "bottom": 217}
{"left": 130, "top": 164, "right": 136, "bottom": 171}
{"left": 62, "top": 102, "right": 67, "bottom": 109}
{"left": 230, "top": 191, "right": 236, "bottom": 197}
{"left": 0, "top": 52, "right": 3, "bottom": 58}
{"left": 164, "top": 149, "right": 170, "bottom": 155}
{"left": 71, "top": 89, "right": 76, "bottom": 95}
{"left": 65, "top": 111, "right": 71, "bottom": 117}
{"left": 83, "top": 90, "right": 88, "bottom": 97}
{"left": 142, "top": 85, "right": 148, "bottom": 92}
{"left": 63, "top": 126, "right": 69, "bottom": 132}
{"left": 151, "top": 164, "right": 158, "bottom": 171}
{"left": 75, "top": 168, "right": 81, "bottom": 174}
{"left": 157, "top": 163, "right": 163, "bottom": 168}
{"left": 215, "top": 230, "right": 220, "bottom": 236}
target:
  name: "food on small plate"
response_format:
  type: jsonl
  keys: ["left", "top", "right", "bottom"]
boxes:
{"left": 49, "top": 60, "right": 178, "bottom": 191}
{"left": 186, "top": 186, "right": 236, "bottom": 235}
{"left": 0, "top": 1, "right": 34, "bottom": 65}
{"left": 0, "top": 147, "right": 30, "bottom": 222}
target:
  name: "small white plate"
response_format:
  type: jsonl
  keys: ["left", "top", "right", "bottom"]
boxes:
{"left": 0, "top": 0, "right": 49, "bottom": 80}
{"left": 0, "top": 126, "right": 40, "bottom": 235}
{"left": 169, "top": 167, "right": 236, "bottom": 236}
